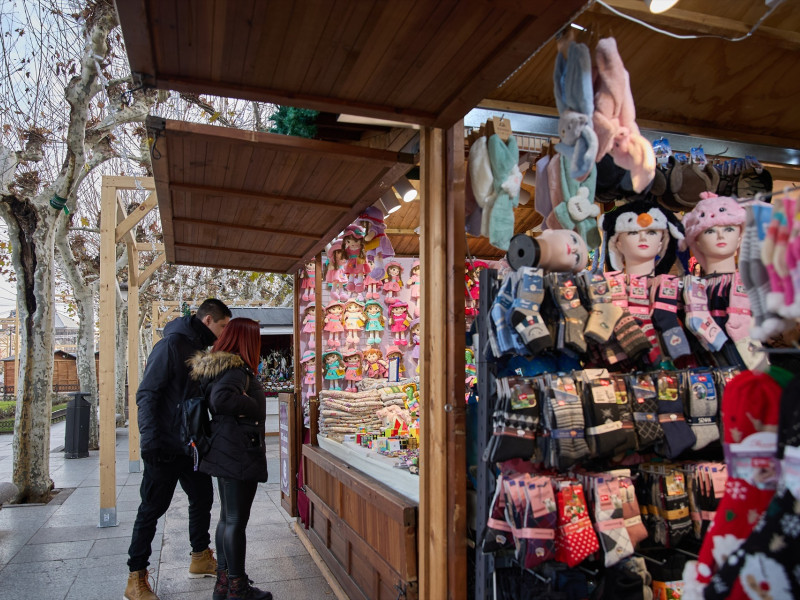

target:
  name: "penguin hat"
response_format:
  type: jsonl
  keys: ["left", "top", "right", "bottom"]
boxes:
{"left": 599, "top": 198, "right": 685, "bottom": 275}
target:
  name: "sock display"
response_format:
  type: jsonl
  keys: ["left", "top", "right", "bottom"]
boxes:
{"left": 510, "top": 267, "right": 553, "bottom": 354}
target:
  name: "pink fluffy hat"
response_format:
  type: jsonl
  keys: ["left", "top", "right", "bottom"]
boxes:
{"left": 682, "top": 192, "right": 746, "bottom": 269}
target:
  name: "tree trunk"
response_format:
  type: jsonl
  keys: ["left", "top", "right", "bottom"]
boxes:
{"left": 54, "top": 221, "right": 99, "bottom": 449}
{"left": 0, "top": 198, "right": 58, "bottom": 502}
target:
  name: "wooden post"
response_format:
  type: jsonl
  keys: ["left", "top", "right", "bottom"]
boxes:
{"left": 127, "top": 247, "right": 140, "bottom": 473}
{"left": 418, "top": 123, "right": 466, "bottom": 599}
{"left": 312, "top": 252, "right": 323, "bottom": 446}
{"left": 99, "top": 180, "right": 118, "bottom": 527}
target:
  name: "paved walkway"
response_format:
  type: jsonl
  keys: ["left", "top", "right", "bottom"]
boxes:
{"left": 0, "top": 422, "right": 333, "bottom": 600}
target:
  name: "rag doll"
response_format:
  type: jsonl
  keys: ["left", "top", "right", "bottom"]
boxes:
{"left": 389, "top": 301, "right": 410, "bottom": 346}
{"left": 323, "top": 301, "right": 344, "bottom": 348}
{"left": 325, "top": 239, "right": 348, "bottom": 301}
{"left": 407, "top": 260, "right": 421, "bottom": 317}
{"left": 323, "top": 351, "right": 345, "bottom": 390}
{"left": 300, "top": 351, "right": 316, "bottom": 397}
{"left": 301, "top": 304, "right": 316, "bottom": 349}
{"left": 363, "top": 257, "right": 381, "bottom": 300}
{"left": 364, "top": 300, "right": 385, "bottom": 345}
{"left": 342, "top": 225, "right": 369, "bottom": 294}
{"left": 342, "top": 350, "right": 363, "bottom": 392}
{"left": 385, "top": 346, "right": 406, "bottom": 379}
{"left": 383, "top": 261, "right": 404, "bottom": 305}
{"left": 359, "top": 205, "right": 395, "bottom": 280}
{"left": 409, "top": 319, "right": 420, "bottom": 373}
{"left": 343, "top": 299, "right": 365, "bottom": 348}
{"left": 465, "top": 259, "right": 488, "bottom": 317}
{"left": 363, "top": 348, "right": 388, "bottom": 379}
{"left": 300, "top": 261, "right": 315, "bottom": 302}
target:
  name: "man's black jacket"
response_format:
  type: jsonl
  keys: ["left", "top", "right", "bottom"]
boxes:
{"left": 136, "top": 315, "right": 216, "bottom": 456}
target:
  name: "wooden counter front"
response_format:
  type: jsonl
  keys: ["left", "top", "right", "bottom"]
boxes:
{"left": 302, "top": 444, "right": 418, "bottom": 600}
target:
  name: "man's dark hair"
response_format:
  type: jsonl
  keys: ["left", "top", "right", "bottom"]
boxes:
{"left": 196, "top": 298, "right": 232, "bottom": 323}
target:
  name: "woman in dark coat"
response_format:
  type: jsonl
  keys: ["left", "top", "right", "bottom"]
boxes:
{"left": 189, "top": 318, "right": 271, "bottom": 600}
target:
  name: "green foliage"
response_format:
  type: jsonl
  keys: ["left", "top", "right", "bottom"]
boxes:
{"left": 268, "top": 106, "right": 318, "bottom": 138}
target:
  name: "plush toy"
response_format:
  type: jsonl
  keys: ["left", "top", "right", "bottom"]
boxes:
{"left": 553, "top": 153, "right": 600, "bottom": 249}
{"left": 389, "top": 300, "right": 410, "bottom": 346}
{"left": 324, "top": 238, "right": 348, "bottom": 301}
{"left": 407, "top": 260, "right": 421, "bottom": 317}
{"left": 323, "top": 301, "right": 345, "bottom": 348}
{"left": 383, "top": 261, "right": 404, "bottom": 305}
{"left": 465, "top": 260, "right": 489, "bottom": 317}
{"left": 363, "top": 348, "right": 388, "bottom": 379}
{"left": 301, "top": 304, "right": 316, "bottom": 349}
{"left": 364, "top": 299, "right": 385, "bottom": 345}
{"left": 342, "top": 349, "right": 363, "bottom": 392}
{"left": 300, "top": 261, "right": 315, "bottom": 302}
{"left": 553, "top": 41, "right": 597, "bottom": 182}
{"left": 385, "top": 345, "right": 406, "bottom": 379}
{"left": 592, "top": 37, "right": 656, "bottom": 193}
{"left": 342, "top": 224, "right": 369, "bottom": 295}
{"left": 363, "top": 257, "right": 382, "bottom": 300}
{"left": 322, "top": 351, "right": 345, "bottom": 390}
{"left": 359, "top": 205, "right": 395, "bottom": 280}
{"left": 300, "top": 350, "right": 316, "bottom": 398}
{"left": 342, "top": 299, "right": 365, "bottom": 348}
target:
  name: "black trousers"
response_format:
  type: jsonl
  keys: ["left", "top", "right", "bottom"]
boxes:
{"left": 215, "top": 477, "right": 258, "bottom": 578}
{"left": 127, "top": 454, "right": 213, "bottom": 571}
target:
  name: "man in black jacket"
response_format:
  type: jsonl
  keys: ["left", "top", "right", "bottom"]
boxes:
{"left": 125, "top": 299, "right": 232, "bottom": 600}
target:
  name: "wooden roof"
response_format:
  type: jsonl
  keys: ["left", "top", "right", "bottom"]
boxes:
{"left": 116, "top": 0, "right": 590, "bottom": 130}
{"left": 147, "top": 117, "right": 415, "bottom": 273}
{"left": 484, "top": 0, "right": 800, "bottom": 148}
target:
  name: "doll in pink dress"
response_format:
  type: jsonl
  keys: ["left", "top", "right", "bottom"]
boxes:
{"left": 300, "top": 261, "right": 315, "bottom": 302}
{"left": 407, "top": 260, "right": 420, "bottom": 317}
{"left": 363, "top": 348, "right": 388, "bottom": 379}
{"left": 342, "top": 349, "right": 363, "bottom": 392}
{"left": 342, "top": 225, "right": 369, "bottom": 295}
{"left": 383, "top": 261, "right": 404, "bottom": 306}
{"left": 300, "top": 350, "right": 316, "bottom": 398}
{"left": 363, "top": 258, "right": 382, "bottom": 300}
{"left": 323, "top": 301, "right": 344, "bottom": 348}
{"left": 302, "top": 304, "right": 316, "bottom": 349}
{"left": 343, "top": 299, "right": 365, "bottom": 348}
{"left": 389, "top": 300, "right": 410, "bottom": 346}
{"left": 325, "top": 239, "right": 348, "bottom": 301}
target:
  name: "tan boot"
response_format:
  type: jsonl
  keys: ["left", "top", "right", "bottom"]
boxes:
{"left": 188, "top": 547, "right": 217, "bottom": 578}
{"left": 124, "top": 569, "right": 159, "bottom": 600}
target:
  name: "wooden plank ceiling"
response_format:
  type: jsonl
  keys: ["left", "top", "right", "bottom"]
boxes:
{"left": 147, "top": 117, "right": 415, "bottom": 273}
{"left": 484, "top": 0, "right": 800, "bottom": 148}
{"left": 116, "top": 0, "right": 590, "bottom": 130}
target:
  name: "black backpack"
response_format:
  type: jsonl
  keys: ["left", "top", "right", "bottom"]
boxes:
{"left": 181, "top": 378, "right": 212, "bottom": 471}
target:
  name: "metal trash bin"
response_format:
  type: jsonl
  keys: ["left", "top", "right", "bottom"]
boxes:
{"left": 64, "top": 392, "right": 90, "bottom": 459}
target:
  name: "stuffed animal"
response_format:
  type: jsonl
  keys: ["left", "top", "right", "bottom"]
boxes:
{"left": 300, "top": 351, "right": 316, "bottom": 398}
{"left": 407, "top": 260, "right": 421, "bottom": 317}
{"left": 323, "top": 301, "right": 345, "bottom": 348}
{"left": 322, "top": 351, "right": 345, "bottom": 390}
{"left": 363, "top": 348, "right": 388, "bottom": 379}
{"left": 302, "top": 304, "right": 316, "bottom": 349}
{"left": 389, "top": 301, "right": 410, "bottom": 345}
{"left": 383, "top": 261, "right": 404, "bottom": 305}
{"left": 343, "top": 299, "right": 365, "bottom": 348}
{"left": 359, "top": 205, "right": 395, "bottom": 280}
{"left": 342, "top": 350, "right": 363, "bottom": 392}
{"left": 324, "top": 238, "right": 348, "bottom": 301}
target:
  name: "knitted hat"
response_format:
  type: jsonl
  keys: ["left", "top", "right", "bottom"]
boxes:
{"left": 682, "top": 192, "right": 745, "bottom": 269}
{"left": 599, "top": 199, "right": 685, "bottom": 275}
{"left": 300, "top": 350, "right": 315, "bottom": 363}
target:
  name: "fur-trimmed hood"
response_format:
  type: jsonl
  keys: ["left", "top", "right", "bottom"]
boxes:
{"left": 188, "top": 351, "right": 246, "bottom": 381}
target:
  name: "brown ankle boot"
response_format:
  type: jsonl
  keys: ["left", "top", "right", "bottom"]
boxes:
{"left": 124, "top": 569, "right": 159, "bottom": 600}
{"left": 212, "top": 568, "right": 228, "bottom": 600}
{"left": 227, "top": 574, "right": 272, "bottom": 600}
{"left": 188, "top": 547, "right": 217, "bottom": 578}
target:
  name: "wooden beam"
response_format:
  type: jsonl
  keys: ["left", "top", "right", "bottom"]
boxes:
{"left": 116, "top": 197, "right": 137, "bottom": 249}
{"left": 133, "top": 242, "right": 165, "bottom": 253}
{"left": 174, "top": 242, "right": 303, "bottom": 261}
{"left": 168, "top": 182, "right": 352, "bottom": 213}
{"left": 127, "top": 245, "right": 141, "bottom": 472}
{"left": 172, "top": 216, "right": 321, "bottom": 240}
{"left": 98, "top": 179, "right": 118, "bottom": 527}
{"left": 163, "top": 257, "right": 294, "bottom": 273}
{"left": 137, "top": 253, "right": 166, "bottom": 288}
{"left": 101, "top": 175, "right": 155, "bottom": 190}
{"left": 116, "top": 192, "right": 159, "bottom": 243}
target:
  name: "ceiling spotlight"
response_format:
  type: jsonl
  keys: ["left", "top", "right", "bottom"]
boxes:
{"left": 393, "top": 176, "right": 418, "bottom": 203}
{"left": 644, "top": 0, "right": 678, "bottom": 13}
{"left": 381, "top": 189, "right": 402, "bottom": 214}
{"left": 373, "top": 198, "right": 389, "bottom": 216}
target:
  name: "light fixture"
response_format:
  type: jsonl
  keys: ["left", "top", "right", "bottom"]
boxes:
{"left": 393, "top": 176, "right": 418, "bottom": 203}
{"left": 381, "top": 190, "right": 402, "bottom": 214}
{"left": 373, "top": 198, "right": 389, "bottom": 216}
{"left": 644, "top": 0, "right": 678, "bottom": 14}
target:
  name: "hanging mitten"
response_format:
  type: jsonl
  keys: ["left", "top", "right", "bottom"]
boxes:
{"left": 487, "top": 134, "right": 522, "bottom": 251}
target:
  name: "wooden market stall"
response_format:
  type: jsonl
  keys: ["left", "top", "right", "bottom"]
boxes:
{"left": 111, "top": 1, "right": 800, "bottom": 598}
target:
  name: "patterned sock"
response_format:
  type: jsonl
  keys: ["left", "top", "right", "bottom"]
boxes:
{"left": 510, "top": 267, "right": 553, "bottom": 354}
{"left": 650, "top": 274, "right": 691, "bottom": 359}
{"left": 593, "top": 477, "right": 634, "bottom": 567}
{"left": 611, "top": 375, "right": 638, "bottom": 451}
{"left": 661, "top": 471, "right": 693, "bottom": 547}
{"left": 546, "top": 375, "right": 589, "bottom": 469}
{"left": 684, "top": 370, "right": 720, "bottom": 450}
{"left": 555, "top": 481, "right": 599, "bottom": 567}
{"left": 522, "top": 476, "right": 558, "bottom": 568}
{"left": 739, "top": 207, "right": 768, "bottom": 338}
{"left": 581, "top": 272, "right": 623, "bottom": 343}
{"left": 628, "top": 274, "right": 661, "bottom": 364}
{"left": 762, "top": 217, "right": 786, "bottom": 314}
{"left": 684, "top": 275, "right": 729, "bottom": 351}
{"left": 619, "top": 475, "right": 648, "bottom": 548}
{"left": 482, "top": 475, "right": 515, "bottom": 553}
{"left": 707, "top": 275, "right": 747, "bottom": 368}
{"left": 626, "top": 373, "right": 664, "bottom": 450}
{"left": 553, "top": 272, "right": 588, "bottom": 354}
{"left": 750, "top": 203, "right": 785, "bottom": 339}
{"left": 655, "top": 372, "right": 696, "bottom": 459}
{"left": 776, "top": 197, "right": 796, "bottom": 312}
{"left": 489, "top": 273, "right": 517, "bottom": 356}
{"left": 581, "top": 374, "right": 636, "bottom": 458}
{"left": 607, "top": 272, "right": 651, "bottom": 361}
{"left": 489, "top": 378, "right": 539, "bottom": 462}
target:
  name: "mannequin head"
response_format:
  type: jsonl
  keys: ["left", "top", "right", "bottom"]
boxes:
{"left": 682, "top": 193, "right": 745, "bottom": 274}
{"left": 537, "top": 229, "right": 589, "bottom": 273}
{"left": 600, "top": 199, "right": 685, "bottom": 276}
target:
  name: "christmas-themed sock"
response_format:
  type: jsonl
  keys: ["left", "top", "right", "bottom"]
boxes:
{"left": 684, "top": 370, "right": 721, "bottom": 450}
{"left": 510, "top": 267, "right": 553, "bottom": 355}
{"left": 650, "top": 274, "right": 691, "bottom": 359}
{"left": 581, "top": 271, "right": 623, "bottom": 343}
{"left": 684, "top": 276, "right": 729, "bottom": 351}
{"left": 555, "top": 481, "right": 600, "bottom": 568}
{"left": 553, "top": 272, "right": 589, "bottom": 354}
{"left": 619, "top": 475, "right": 648, "bottom": 548}
{"left": 626, "top": 373, "right": 664, "bottom": 450}
{"left": 655, "top": 372, "right": 696, "bottom": 459}
{"left": 628, "top": 274, "right": 661, "bottom": 365}
{"left": 593, "top": 477, "right": 634, "bottom": 567}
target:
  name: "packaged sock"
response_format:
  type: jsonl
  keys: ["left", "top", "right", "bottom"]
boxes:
{"left": 521, "top": 475, "right": 558, "bottom": 568}
{"left": 683, "top": 275, "right": 729, "bottom": 352}
{"left": 739, "top": 206, "right": 768, "bottom": 338}
{"left": 554, "top": 480, "right": 599, "bottom": 568}
{"left": 482, "top": 474, "right": 515, "bottom": 553}
{"left": 592, "top": 477, "right": 634, "bottom": 567}
{"left": 580, "top": 371, "right": 636, "bottom": 458}
{"left": 650, "top": 274, "right": 691, "bottom": 359}
{"left": 619, "top": 475, "right": 648, "bottom": 548}
{"left": 510, "top": 267, "right": 553, "bottom": 355}
{"left": 655, "top": 371, "right": 696, "bottom": 458}
{"left": 581, "top": 271, "right": 623, "bottom": 343}
{"left": 490, "top": 273, "right": 517, "bottom": 356}
{"left": 545, "top": 374, "right": 589, "bottom": 469}
{"left": 626, "top": 373, "right": 664, "bottom": 450}
{"left": 660, "top": 471, "right": 693, "bottom": 547}
{"left": 628, "top": 274, "right": 661, "bottom": 364}
{"left": 684, "top": 370, "right": 720, "bottom": 450}
{"left": 553, "top": 272, "right": 589, "bottom": 354}
{"left": 607, "top": 272, "right": 651, "bottom": 361}
{"left": 488, "top": 377, "right": 539, "bottom": 463}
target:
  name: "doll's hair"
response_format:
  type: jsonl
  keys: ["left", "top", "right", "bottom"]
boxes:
{"left": 391, "top": 303, "right": 408, "bottom": 314}
{"left": 342, "top": 233, "right": 365, "bottom": 259}
{"left": 364, "top": 348, "right": 382, "bottom": 360}
{"left": 383, "top": 263, "right": 404, "bottom": 286}
{"left": 345, "top": 301, "right": 364, "bottom": 313}
{"left": 301, "top": 262, "right": 315, "bottom": 278}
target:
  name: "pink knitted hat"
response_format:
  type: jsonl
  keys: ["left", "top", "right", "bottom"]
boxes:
{"left": 682, "top": 192, "right": 745, "bottom": 268}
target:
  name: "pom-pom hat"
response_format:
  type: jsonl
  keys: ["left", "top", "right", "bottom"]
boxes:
{"left": 682, "top": 192, "right": 745, "bottom": 269}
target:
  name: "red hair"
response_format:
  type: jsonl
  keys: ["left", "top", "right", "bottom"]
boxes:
{"left": 211, "top": 317, "right": 261, "bottom": 372}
